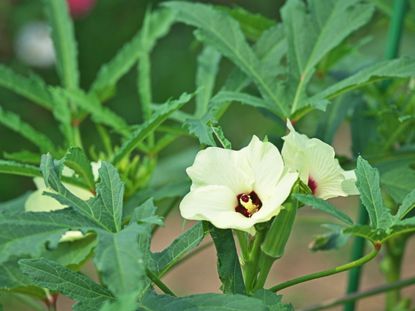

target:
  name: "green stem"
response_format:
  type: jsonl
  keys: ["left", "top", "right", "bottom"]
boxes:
{"left": 384, "top": 0, "right": 408, "bottom": 60}
{"left": 302, "top": 276, "right": 415, "bottom": 311}
{"left": 254, "top": 254, "right": 274, "bottom": 291}
{"left": 146, "top": 269, "right": 176, "bottom": 296}
{"left": 381, "top": 236, "right": 408, "bottom": 310}
{"left": 269, "top": 245, "right": 379, "bottom": 293}
{"left": 344, "top": 205, "right": 369, "bottom": 311}
{"left": 235, "top": 230, "right": 250, "bottom": 261}
{"left": 244, "top": 229, "right": 266, "bottom": 293}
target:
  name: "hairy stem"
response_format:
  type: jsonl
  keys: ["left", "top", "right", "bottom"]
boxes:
{"left": 270, "top": 245, "right": 379, "bottom": 293}
{"left": 302, "top": 276, "right": 415, "bottom": 311}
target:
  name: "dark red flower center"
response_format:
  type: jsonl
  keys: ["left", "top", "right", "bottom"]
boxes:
{"left": 308, "top": 176, "right": 317, "bottom": 194}
{"left": 235, "top": 191, "right": 262, "bottom": 218}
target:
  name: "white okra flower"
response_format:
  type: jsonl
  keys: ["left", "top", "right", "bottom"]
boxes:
{"left": 179, "top": 136, "right": 298, "bottom": 234}
{"left": 282, "top": 121, "right": 359, "bottom": 200}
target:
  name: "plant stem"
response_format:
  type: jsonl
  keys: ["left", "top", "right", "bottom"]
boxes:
{"left": 269, "top": 245, "right": 379, "bottom": 293}
{"left": 235, "top": 230, "right": 250, "bottom": 261}
{"left": 253, "top": 254, "right": 274, "bottom": 291}
{"left": 301, "top": 276, "right": 415, "bottom": 311}
{"left": 384, "top": 0, "right": 408, "bottom": 60}
{"left": 381, "top": 236, "right": 408, "bottom": 310}
{"left": 146, "top": 269, "right": 176, "bottom": 296}
{"left": 244, "top": 229, "right": 266, "bottom": 293}
{"left": 344, "top": 205, "right": 369, "bottom": 311}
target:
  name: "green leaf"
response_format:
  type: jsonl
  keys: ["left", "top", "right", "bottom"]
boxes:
{"left": 91, "top": 9, "right": 175, "bottom": 94}
{"left": 124, "top": 181, "right": 190, "bottom": 220}
{"left": 0, "top": 257, "right": 45, "bottom": 298}
{"left": 0, "top": 65, "right": 53, "bottom": 109}
{"left": 211, "top": 125, "right": 232, "bottom": 149}
{"left": 94, "top": 223, "right": 148, "bottom": 297}
{"left": 0, "top": 208, "right": 98, "bottom": 264}
{"left": 345, "top": 222, "right": 415, "bottom": 244}
{"left": 95, "top": 162, "right": 124, "bottom": 232}
{"left": 3, "top": 150, "right": 41, "bottom": 164}
{"left": 310, "top": 58, "right": 415, "bottom": 108}
{"left": 41, "top": 155, "right": 124, "bottom": 232}
{"left": 282, "top": 0, "right": 374, "bottom": 113}
{"left": 343, "top": 225, "right": 386, "bottom": 243}
{"left": 152, "top": 222, "right": 207, "bottom": 276}
{"left": 211, "top": 91, "right": 278, "bottom": 114}
{"left": 381, "top": 167, "right": 415, "bottom": 204}
{"left": 0, "top": 160, "right": 41, "bottom": 178}
{"left": 185, "top": 113, "right": 217, "bottom": 147}
{"left": 100, "top": 293, "right": 137, "bottom": 311}
{"left": 219, "top": 6, "right": 274, "bottom": 40}
{"left": 48, "top": 87, "right": 75, "bottom": 146}
{"left": 195, "top": 46, "right": 221, "bottom": 117}
{"left": 294, "top": 194, "right": 353, "bottom": 225}
{"left": 20, "top": 258, "right": 114, "bottom": 310}
{"left": 137, "top": 9, "right": 175, "bottom": 122}
{"left": 164, "top": 2, "right": 287, "bottom": 117}
{"left": 315, "top": 93, "right": 358, "bottom": 144}
{"left": 43, "top": 0, "right": 79, "bottom": 90}
{"left": 0, "top": 106, "right": 55, "bottom": 153}
{"left": 63, "top": 147, "right": 95, "bottom": 192}
{"left": 62, "top": 89, "right": 129, "bottom": 137}
{"left": 254, "top": 25, "right": 286, "bottom": 78}
{"left": 395, "top": 189, "right": 415, "bottom": 221}
{"left": 355, "top": 157, "right": 393, "bottom": 229}
{"left": 309, "top": 224, "right": 349, "bottom": 252}
{"left": 0, "top": 192, "right": 32, "bottom": 214}
{"left": 132, "top": 199, "right": 163, "bottom": 226}
{"left": 111, "top": 92, "right": 192, "bottom": 165}
{"left": 253, "top": 289, "right": 293, "bottom": 311}
{"left": 208, "top": 225, "right": 245, "bottom": 294}
{"left": 140, "top": 291, "right": 268, "bottom": 311}
{"left": 43, "top": 234, "right": 97, "bottom": 269}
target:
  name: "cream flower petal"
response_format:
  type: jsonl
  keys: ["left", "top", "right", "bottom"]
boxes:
{"left": 59, "top": 230, "right": 85, "bottom": 242}
{"left": 25, "top": 178, "right": 94, "bottom": 212}
{"left": 239, "top": 136, "right": 285, "bottom": 199}
{"left": 251, "top": 172, "right": 298, "bottom": 222}
{"left": 282, "top": 121, "right": 358, "bottom": 200}
{"left": 341, "top": 170, "right": 359, "bottom": 196}
{"left": 186, "top": 147, "right": 253, "bottom": 194}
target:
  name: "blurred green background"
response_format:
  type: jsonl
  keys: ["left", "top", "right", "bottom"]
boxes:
{"left": 1, "top": 0, "right": 415, "bottom": 202}
{"left": 1, "top": 1, "right": 415, "bottom": 310}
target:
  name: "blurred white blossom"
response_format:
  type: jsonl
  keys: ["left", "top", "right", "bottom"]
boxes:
{"left": 15, "top": 22, "right": 55, "bottom": 68}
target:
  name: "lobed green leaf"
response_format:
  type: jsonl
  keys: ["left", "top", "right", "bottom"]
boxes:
{"left": 208, "top": 225, "right": 245, "bottom": 294}
{"left": 195, "top": 46, "right": 221, "bottom": 117}
{"left": 310, "top": 58, "right": 415, "bottom": 109}
{"left": 152, "top": 222, "right": 207, "bottom": 276}
{"left": 20, "top": 258, "right": 114, "bottom": 310}
{"left": 63, "top": 147, "right": 95, "bottom": 192}
{"left": 91, "top": 9, "right": 175, "bottom": 94}
{"left": 165, "top": 2, "right": 287, "bottom": 117}
{"left": 94, "top": 223, "right": 148, "bottom": 297}
{"left": 0, "top": 65, "right": 53, "bottom": 109}
{"left": 0, "top": 208, "right": 99, "bottom": 264}
{"left": 43, "top": 0, "right": 79, "bottom": 90}
{"left": 294, "top": 194, "right": 353, "bottom": 225}
{"left": 140, "top": 291, "right": 269, "bottom": 311}
{"left": 355, "top": 157, "right": 393, "bottom": 229}
{"left": 111, "top": 92, "right": 192, "bottom": 165}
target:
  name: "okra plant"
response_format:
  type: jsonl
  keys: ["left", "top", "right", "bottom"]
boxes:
{"left": 0, "top": 0, "right": 414, "bottom": 310}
